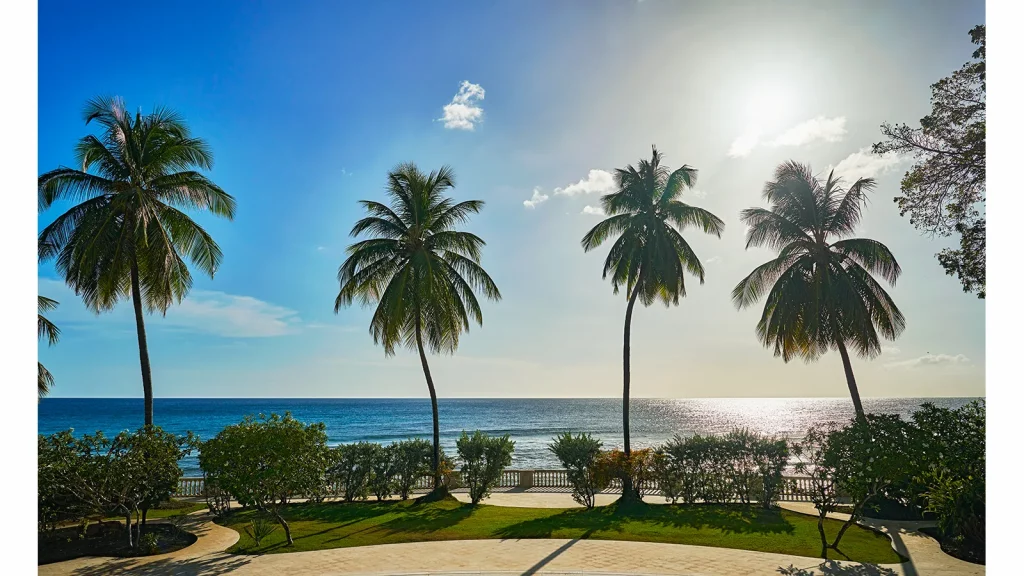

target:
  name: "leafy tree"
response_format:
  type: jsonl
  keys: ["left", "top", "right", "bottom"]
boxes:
{"left": 330, "top": 442, "right": 378, "bottom": 502}
{"left": 581, "top": 146, "right": 723, "bottom": 498}
{"left": 199, "top": 413, "right": 330, "bottom": 545}
{"left": 456, "top": 430, "right": 515, "bottom": 504}
{"left": 549, "top": 432, "right": 606, "bottom": 508}
{"left": 335, "top": 163, "right": 501, "bottom": 492}
{"left": 792, "top": 422, "right": 843, "bottom": 558}
{"left": 38, "top": 97, "right": 236, "bottom": 426}
{"left": 368, "top": 443, "right": 398, "bottom": 501}
{"left": 873, "top": 25, "right": 986, "bottom": 298}
{"left": 38, "top": 295, "right": 60, "bottom": 398}
{"left": 392, "top": 438, "right": 434, "bottom": 500}
{"left": 733, "top": 162, "right": 905, "bottom": 420}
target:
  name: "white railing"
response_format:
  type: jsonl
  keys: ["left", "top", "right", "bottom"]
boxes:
{"left": 177, "top": 470, "right": 819, "bottom": 502}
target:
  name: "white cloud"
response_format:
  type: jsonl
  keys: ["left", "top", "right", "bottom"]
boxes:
{"left": 829, "top": 146, "right": 907, "bottom": 181}
{"left": 728, "top": 130, "right": 760, "bottom": 158}
{"left": 581, "top": 205, "right": 605, "bottom": 216}
{"left": 316, "top": 246, "right": 326, "bottom": 251}
{"left": 438, "top": 81, "right": 485, "bottom": 130}
{"left": 886, "top": 353, "right": 971, "bottom": 370}
{"left": 523, "top": 187, "right": 549, "bottom": 209}
{"left": 689, "top": 189, "right": 708, "bottom": 199}
{"left": 38, "top": 277, "right": 301, "bottom": 338}
{"left": 554, "top": 169, "right": 616, "bottom": 197}
{"left": 881, "top": 346, "right": 901, "bottom": 355}
{"left": 770, "top": 116, "right": 847, "bottom": 147}
{"left": 706, "top": 256, "right": 721, "bottom": 264}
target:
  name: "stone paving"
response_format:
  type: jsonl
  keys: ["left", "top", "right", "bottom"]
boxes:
{"left": 38, "top": 494, "right": 984, "bottom": 576}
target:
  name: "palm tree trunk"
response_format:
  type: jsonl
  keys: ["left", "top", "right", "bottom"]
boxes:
{"left": 130, "top": 261, "right": 155, "bottom": 427}
{"left": 621, "top": 281, "right": 642, "bottom": 499}
{"left": 835, "top": 339, "right": 865, "bottom": 421}
{"left": 414, "top": 316, "right": 442, "bottom": 490}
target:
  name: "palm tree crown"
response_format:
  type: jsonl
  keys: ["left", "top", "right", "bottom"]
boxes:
{"left": 38, "top": 295, "right": 60, "bottom": 398}
{"left": 582, "top": 146, "right": 725, "bottom": 303}
{"left": 38, "top": 96, "right": 236, "bottom": 313}
{"left": 335, "top": 163, "right": 501, "bottom": 354}
{"left": 733, "top": 161, "right": 905, "bottom": 418}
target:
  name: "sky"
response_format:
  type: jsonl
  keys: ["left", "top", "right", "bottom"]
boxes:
{"left": 37, "top": 0, "right": 986, "bottom": 399}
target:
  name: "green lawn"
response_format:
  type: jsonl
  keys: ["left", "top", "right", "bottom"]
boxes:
{"left": 217, "top": 497, "right": 903, "bottom": 564}
{"left": 98, "top": 501, "right": 208, "bottom": 523}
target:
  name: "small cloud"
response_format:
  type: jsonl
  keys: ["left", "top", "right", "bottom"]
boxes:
{"left": 438, "top": 81, "right": 485, "bottom": 130}
{"left": 728, "top": 130, "right": 760, "bottom": 158}
{"left": 554, "top": 169, "right": 615, "bottom": 197}
{"left": 828, "top": 146, "right": 907, "bottom": 181}
{"left": 770, "top": 116, "right": 847, "bottom": 147}
{"left": 340, "top": 168, "right": 352, "bottom": 177}
{"left": 689, "top": 189, "right": 708, "bottom": 199}
{"left": 881, "top": 346, "right": 901, "bottom": 355}
{"left": 705, "top": 256, "right": 721, "bottom": 264}
{"left": 886, "top": 353, "right": 970, "bottom": 370}
{"left": 316, "top": 246, "right": 326, "bottom": 252}
{"left": 581, "top": 205, "right": 605, "bottom": 216}
{"left": 523, "top": 187, "right": 549, "bottom": 209}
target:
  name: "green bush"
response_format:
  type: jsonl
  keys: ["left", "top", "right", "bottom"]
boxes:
{"left": 751, "top": 434, "right": 789, "bottom": 509}
{"left": 392, "top": 438, "right": 433, "bottom": 499}
{"left": 656, "top": 435, "right": 703, "bottom": 504}
{"left": 38, "top": 427, "right": 195, "bottom": 549}
{"left": 199, "top": 413, "right": 330, "bottom": 545}
{"left": 456, "top": 431, "right": 515, "bottom": 504}
{"left": 368, "top": 444, "right": 398, "bottom": 501}
{"left": 330, "top": 442, "right": 379, "bottom": 502}
{"left": 593, "top": 448, "right": 656, "bottom": 500}
{"left": 548, "top": 432, "right": 606, "bottom": 508}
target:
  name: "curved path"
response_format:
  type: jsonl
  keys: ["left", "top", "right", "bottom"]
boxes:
{"left": 38, "top": 495, "right": 983, "bottom": 576}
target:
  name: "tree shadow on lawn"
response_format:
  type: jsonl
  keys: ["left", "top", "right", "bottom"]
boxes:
{"left": 495, "top": 501, "right": 794, "bottom": 540}
{"left": 776, "top": 560, "right": 899, "bottom": 575}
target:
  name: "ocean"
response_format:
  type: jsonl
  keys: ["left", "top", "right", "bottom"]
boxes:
{"left": 38, "top": 397, "right": 978, "bottom": 476}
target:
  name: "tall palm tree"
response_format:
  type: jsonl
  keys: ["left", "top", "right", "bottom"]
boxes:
{"left": 581, "top": 146, "right": 724, "bottom": 498}
{"left": 38, "top": 96, "right": 236, "bottom": 426}
{"left": 335, "top": 163, "right": 501, "bottom": 492}
{"left": 38, "top": 295, "right": 60, "bottom": 398}
{"left": 732, "top": 161, "right": 905, "bottom": 420}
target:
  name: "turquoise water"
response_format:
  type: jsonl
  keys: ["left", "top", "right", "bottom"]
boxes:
{"left": 38, "top": 397, "right": 977, "bottom": 475}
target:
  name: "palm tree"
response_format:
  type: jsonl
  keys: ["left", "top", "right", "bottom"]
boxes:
{"left": 38, "top": 295, "right": 60, "bottom": 398}
{"left": 335, "top": 163, "right": 501, "bottom": 492}
{"left": 732, "top": 161, "right": 905, "bottom": 420}
{"left": 581, "top": 146, "right": 724, "bottom": 498}
{"left": 38, "top": 96, "right": 236, "bottom": 426}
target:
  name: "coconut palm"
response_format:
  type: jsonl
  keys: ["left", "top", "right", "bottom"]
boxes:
{"left": 38, "top": 96, "right": 236, "bottom": 426}
{"left": 335, "top": 163, "right": 501, "bottom": 492}
{"left": 581, "top": 146, "right": 724, "bottom": 498}
{"left": 732, "top": 161, "right": 905, "bottom": 420}
{"left": 38, "top": 295, "right": 60, "bottom": 398}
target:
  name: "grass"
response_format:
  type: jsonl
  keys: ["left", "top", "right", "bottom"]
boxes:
{"left": 216, "top": 496, "right": 903, "bottom": 564}
{"left": 99, "top": 500, "right": 208, "bottom": 522}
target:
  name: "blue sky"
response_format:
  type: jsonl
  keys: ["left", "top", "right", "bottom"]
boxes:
{"left": 38, "top": 0, "right": 985, "bottom": 399}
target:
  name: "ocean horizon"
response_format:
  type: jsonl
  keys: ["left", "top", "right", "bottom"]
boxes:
{"left": 38, "top": 396, "right": 980, "bottom": 476}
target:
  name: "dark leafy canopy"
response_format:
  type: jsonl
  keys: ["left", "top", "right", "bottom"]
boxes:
{"left": 873, "top": 25, "right": 985, "bottom": 298}
{"left": 581, "top": 146, "right": 724, "bottom": 305}
{"left": 38, "top": 295, "right": 60, "bottom": 397}
{"left": 733, "top": 162, "right": 906, "bottom": 362}
{"left": 38, "top": 96, "right": 236, "bottom": 313}
{"left": 335, "top": 163, "right": 501, "bottom": 355}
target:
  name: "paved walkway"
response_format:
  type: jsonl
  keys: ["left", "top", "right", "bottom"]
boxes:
{"left": 39, "top": 495, "right": 983, "bottom": 576}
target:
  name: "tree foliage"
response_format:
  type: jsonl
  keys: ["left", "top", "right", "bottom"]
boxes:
{"left": 37, "top": 295, "right": 61, "bottom": 398}
{"left": 873, "top": 25, "right": 986, "bottom": 298}
{"left": 198, "top": 413, "right": 330, "bottom": 545}
{"left": 392, "top": 438, "right": 434, "bottom": 500}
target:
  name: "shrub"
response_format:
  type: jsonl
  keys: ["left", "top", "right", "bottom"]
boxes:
{"left": 593, "top": 448, "right": 656, "bottom": 501}
{"left": 392, "top": 438, "right": 433, "bottom": 499}
{"left": 139, "top": 532, "right": 160, "bottom": 554}
{"left": 549, "top": 432, "right": 606, "bottom": 508}
{"left": 724, "top": 429, "right": 761, "bottom": 505}
{"left": 38, "top": 427, "right": 196, "bottom": 549}
{"left": 368, "top": 444, "right": 398, "bottom": 501}
{"left": 456, "top": 431, "right": 515, "bottom": 504}
{"left": 656, "top": 435, "right": 702, "bottom": 504}
{"left": 751, "top": 434, "right": 789, "bottom": 509}
{"left": 792, "top": 422, "right": 842, "bottom": 558}
{"left": 199, "top": 413, "right": 330, "bottom": 545}
{"left": 330, "top": 442, "right": 379, "bottom": 502}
